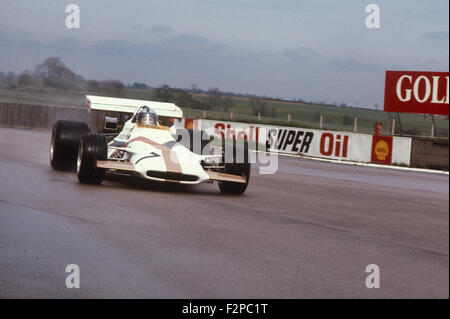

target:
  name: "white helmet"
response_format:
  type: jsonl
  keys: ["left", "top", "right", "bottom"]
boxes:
{"left": 136, "top": 106, "right": 158, "bottom": 125}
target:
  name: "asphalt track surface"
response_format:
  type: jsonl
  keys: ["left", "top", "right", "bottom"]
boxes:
{"left": 0, "top": 127, "right": 448, "bottom": 298}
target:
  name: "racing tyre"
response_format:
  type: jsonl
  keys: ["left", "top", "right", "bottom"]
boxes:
{"left": 218, "top": 144, "right": 250, "bottom": 195}
{"left": 77, "top": 133, "right": 107, "bottom": 184}
{"left": 50, "top": 120, "right": 90, "bottom": 171}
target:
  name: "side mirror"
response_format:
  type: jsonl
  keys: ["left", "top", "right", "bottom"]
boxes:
{"left": 104, "top": 116, "right": 118, "bottom": 131}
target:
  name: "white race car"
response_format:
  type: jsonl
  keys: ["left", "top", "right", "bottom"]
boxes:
{"left": 50, "top": 95, "right": 250, "bottom": 194}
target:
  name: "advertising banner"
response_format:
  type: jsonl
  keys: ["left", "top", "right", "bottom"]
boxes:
{"left": 194, "top": 119, "right": 412, "bottom": 166}
{"left": 384, "top": 71, "right": 449, "bottom": 115}
{"left": 371, "top": 135, "right": 393, "bottom": 165}
{"left": 197, "top": 120, "right": 374, "bottom": 163}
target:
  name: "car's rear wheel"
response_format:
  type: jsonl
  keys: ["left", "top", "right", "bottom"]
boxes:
{"left": 50, "top": 120, "right": 89, "bottom": 171}
{"left": 77, "top": 133, "right": 107, "bottom": 184}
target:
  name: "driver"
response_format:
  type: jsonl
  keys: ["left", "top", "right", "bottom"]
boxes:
{"left": 136, "top": 106, "right": 158, "bottom": 126}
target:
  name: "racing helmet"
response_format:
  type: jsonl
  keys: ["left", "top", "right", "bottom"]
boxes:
{"left": 136, "top": 106, "right": 158, "bottom": 126}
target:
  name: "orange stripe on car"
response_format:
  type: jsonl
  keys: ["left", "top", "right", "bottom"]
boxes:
{"left": 125, "top": 136, "right": 182, "bottom": 173}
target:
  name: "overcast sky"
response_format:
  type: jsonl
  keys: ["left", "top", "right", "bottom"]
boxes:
{"left": 0, "top": 0, "right": 448, "bottom": 108}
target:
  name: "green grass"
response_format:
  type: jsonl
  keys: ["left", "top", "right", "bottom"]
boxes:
{"left": 189, "top": 94, "right": 448, "bottom": 137}
{"left": 0, "top": 84, "right": 86, "bottom": 108}
{"left": 1, "top": 85, "right": 448, "bottom": 137}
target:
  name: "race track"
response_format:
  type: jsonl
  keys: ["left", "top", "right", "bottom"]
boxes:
{"left": 0, "top": 127, "right": 448, "bottom": 298}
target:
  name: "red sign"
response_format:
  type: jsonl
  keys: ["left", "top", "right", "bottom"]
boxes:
{"left": 319, "top": 133, "right": 349, "bottom": 158}
{"left": 371, "top": 135, "right": 393, "bottom": 165}
{"left": 214, "top": 122, "right": 260, "bottom": 142}
{"left": 384, "top": 71, "right": 449, "bottom": 115}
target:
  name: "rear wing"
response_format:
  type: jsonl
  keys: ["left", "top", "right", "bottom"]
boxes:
{"left": 86, "top": 95, "right": 183, "bottom": 118}
{"left": 86, "top": 95, "right": 183, "bottom": 133}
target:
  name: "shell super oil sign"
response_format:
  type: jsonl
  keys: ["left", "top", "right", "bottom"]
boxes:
{"left": 371, "top": 135, "right": 393, "bottom": 165}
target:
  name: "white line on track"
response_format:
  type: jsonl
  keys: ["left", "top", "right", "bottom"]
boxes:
{"left": 249, "top": 149, "right": 449, "bottom": 176}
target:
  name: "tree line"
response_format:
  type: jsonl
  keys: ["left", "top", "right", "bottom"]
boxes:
{"left": 0, "top": 57, "right": 125, "bottom": 96}
{"left": 151, "top": 85, "right": 236, "bottom": 113}
{"left": 0, "top": 56, "right": 363, "bottom": 115}
{"left": 150, "top": 84, "right": 279, "bottom": 117}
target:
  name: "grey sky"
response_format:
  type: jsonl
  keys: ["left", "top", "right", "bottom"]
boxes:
{"left": 0, "top": 0, "right": 448, "bottom": 108}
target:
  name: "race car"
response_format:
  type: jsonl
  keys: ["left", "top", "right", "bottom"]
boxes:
{"left": 50, "top": 95, "right": 250, "bottom": 194}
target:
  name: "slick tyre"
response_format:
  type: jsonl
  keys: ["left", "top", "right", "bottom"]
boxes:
{"left": 76, "top": 133, "right": 107, "bottom": 185}
{"left": 219, "top": 143, "right": 250, "bottom": 195}
{"left": 50, "top": 120, "right": 90, "bottom": 171}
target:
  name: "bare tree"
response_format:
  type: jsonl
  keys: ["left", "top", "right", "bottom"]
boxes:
{"left": 250, "top": 98, "right": 268, "bottom": 116}
{"left": 106, "top": 80, "right": 125, "bottom": 97}
{"left": 33, "top": 57, "right": 82, "bottom": 89}
{"left": 222, "top": 96, "right": 233, "bottom": 112}
{"left": 206, "top": 87, "right": 223, "bottom": 110}
{"left": 18, "top": 72, "right": 33, "bottom": 86}
{"left": 5, "top": 71, "right": 17, "bottom": 85}
{"left": 153, "top": 84, "right": 173, "bottom": 102}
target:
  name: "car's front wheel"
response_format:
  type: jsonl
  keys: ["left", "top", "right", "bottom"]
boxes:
{"left": 218, "top": 143, "right": 250, "bottom": 195}
{"left": 218, "top": 162, "right": 251, "bottom": 194}
{"left": 77, "top": 133, "right": 107, "bottom": 184}
{"left": 50, "top": 120, "right": 90, "bottom": 171}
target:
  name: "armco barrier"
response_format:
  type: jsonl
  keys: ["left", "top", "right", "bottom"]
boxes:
{"left": 410, "top": 137, "right": 449, "bottom": 170}
{"left": 0, "top": 102, "right": 88, "bottom": 129}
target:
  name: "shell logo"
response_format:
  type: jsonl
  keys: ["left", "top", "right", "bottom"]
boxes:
{"left": 375, "top": 140, "right": 389, "bottom": 160}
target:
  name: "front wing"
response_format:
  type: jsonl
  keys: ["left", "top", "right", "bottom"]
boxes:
{"left": 96, "top": 160, "right": 246, "bottom": 184}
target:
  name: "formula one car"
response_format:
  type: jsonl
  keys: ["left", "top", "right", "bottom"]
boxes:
{"left": 50, "top": 95, "right": 250, "bottom": 194}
